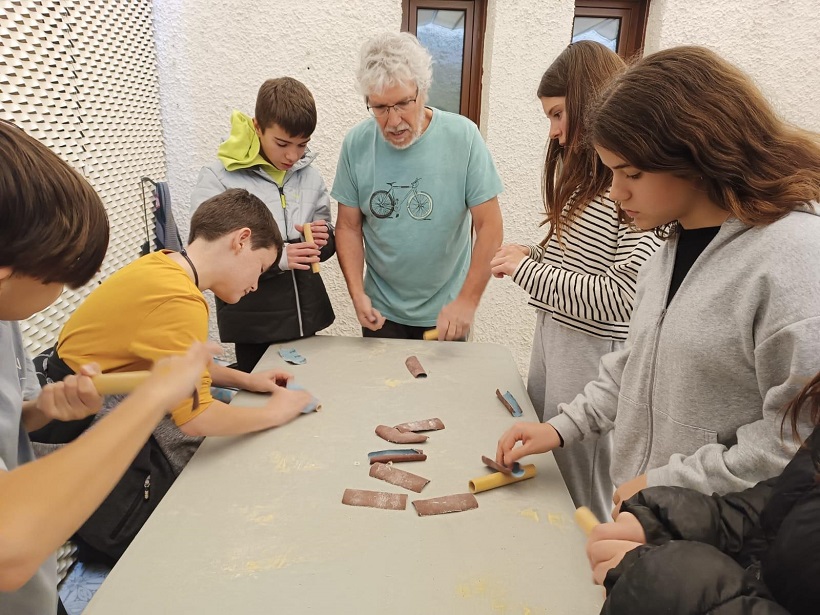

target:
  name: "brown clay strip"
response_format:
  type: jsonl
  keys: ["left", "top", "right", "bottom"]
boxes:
{"left": 375, "top": 424, "right": 428, "bottom": 444}
{"left": 405, "top": 355, "right": 427, "bottom": 378}
{"left": 412, "top": 493, "right": 478, "bottom": 516}
{"left": 481, "top": 455, "right": 513, "bottom": 476}
{"left": 369, "top": 462, "right": 430, "bottom": 493}
{"left": 394, "top": 418, "right": 445, "bottom": 433}
{"left": 495, "top": 388, "right": 517, "bottom": 416}
{"left": 342, "top": 489, "right": 407, "bottom": 510}
{"left": 368, "top": 451, "right": 427, "bottom": 465}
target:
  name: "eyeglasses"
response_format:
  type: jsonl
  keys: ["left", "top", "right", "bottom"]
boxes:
{"left": 367, "top": 88, "right": 418, "bottom": 118}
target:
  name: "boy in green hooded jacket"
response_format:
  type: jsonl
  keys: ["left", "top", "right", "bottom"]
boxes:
{"left": 191, "top": 77, "right": 335, "bottom": 372}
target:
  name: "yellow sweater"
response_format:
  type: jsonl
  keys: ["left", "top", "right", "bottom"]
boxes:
{"left": 57, "top": 251, "right": 212, "bottom": 425}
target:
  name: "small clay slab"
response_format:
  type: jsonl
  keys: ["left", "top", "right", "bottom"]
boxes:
{"left": 368, "top": 449, "right": 427, "bottom": 464}
{"left": 481, "top": 455, "right": 524, "bottom": 477}
{"left": 496, "top": 389, "right": 523, "bottom": 417}
{"left": 412, "top": 493, "right": 479, "bottom": 516}
{"left": 375, "top": 424, "right": 428, "bottom": 444}
{"left": 342, "top": 489, "right": 407, "bottom": 510}
{"left": 394, "top": 418, "right": 445, "bottom": 433}
{"left": 286, "top": 381, "right": 321, "bottom": 413}
{"left": 405, "top": 356, "right": 427, "bottom": 378}
{"left": 369, "top": 462, "right": 430, "bottom": 493}
{"left": 279, "top": 347, "right": 307, "bottom": 365}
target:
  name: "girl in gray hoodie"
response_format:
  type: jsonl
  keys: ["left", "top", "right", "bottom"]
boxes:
{"left": 496, "top": 46, "right": 820, "bottom": 519}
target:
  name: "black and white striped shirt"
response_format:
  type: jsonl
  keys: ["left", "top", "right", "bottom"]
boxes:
{"left": 512, "top": 194, "right": 662, "bottom": 341}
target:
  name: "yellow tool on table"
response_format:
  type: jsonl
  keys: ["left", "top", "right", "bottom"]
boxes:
{"left": 303, "top": 223, "right": 320, "bottom": 273}
{"left": 422, "top": 329, "right": 438, "bottom": 341}
{"left": 468, "top": 464, "right": 537, "bottom": 494}
{"left": 574, "top": 506, "right": 601, "bottom": 536}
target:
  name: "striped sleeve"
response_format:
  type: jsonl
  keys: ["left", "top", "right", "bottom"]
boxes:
{"left": 512, "top": 200, "right": 661, "bottom": 324}
{"left": 526, "top": 243, "right": 545, "bottom": 262}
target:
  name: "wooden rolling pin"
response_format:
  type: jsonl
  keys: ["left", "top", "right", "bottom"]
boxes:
{"left": 574, "top": 506, "right": 601, "bottom": 536}
{"left": 92, "top": 371, "right": 151, "bottom": 395}
{"left": 422, "top": 329, "right": 438, "bottom": 341}
{"left": 303, "top": 223, "right": 320, "bottom": 273}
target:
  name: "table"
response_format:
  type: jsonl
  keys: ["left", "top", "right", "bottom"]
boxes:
{"left": 85, "top": 336, "right": 604, "bottom": 614}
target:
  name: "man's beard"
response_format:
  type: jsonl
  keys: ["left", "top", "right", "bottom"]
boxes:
{"left": 382, "top": 107, "right": 425, "bottom": 150}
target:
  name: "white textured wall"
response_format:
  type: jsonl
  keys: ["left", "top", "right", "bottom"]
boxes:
{"left": 153, "top": 0, "right": 820, "bottom": 377}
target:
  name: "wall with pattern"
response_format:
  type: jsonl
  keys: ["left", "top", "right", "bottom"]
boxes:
{"left": 1, "top": 0, "right": 166, "bottom": 354}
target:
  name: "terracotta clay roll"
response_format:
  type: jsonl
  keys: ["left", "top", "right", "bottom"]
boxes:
{"left": 375, "top": 424, "right": 428, "bottom": 444}
{"left": 412, "top": 493, "right": 478, "bottom": 516}
{"left": 342, "top": 488, "right": 407, "bottom": 510}
{"left": 368, "top": 449, "right": 427, "bottom": 464}
{"left": 405, "top": 356, "right": 427, "bottom": 378}
{"left": 394, "top": 418, "right": 445, "bottom": 433}
{"left": 369, "top": 462, "right": 430, "bottom": 493}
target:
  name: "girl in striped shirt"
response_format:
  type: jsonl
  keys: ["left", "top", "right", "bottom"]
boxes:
{"left": 491, "top": 41, "right": 661, "bottom": 520}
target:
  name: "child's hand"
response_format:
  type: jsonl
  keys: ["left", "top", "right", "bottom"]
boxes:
{"left": 244, "top": 369, "right": 293, "bottom": 392}
{"left": 612, "top": 474, "right": 648, "bottom": 518}
{"left": 265, "top": 383, "right": 314, "bottom": 426}
{"left": 144, "top": 342, "right": 221, "bottom": 411}
{"left": 37, "top": 363, "right": 104, "bottom": 421}
{"left": 586, "top": 512, "right": 646, "bottom": 585}
{"left": 285, "top": 242, "right": 321, "bottom": 270}
{"left": 296, "top": 221, "right": 329, "bottom": 247}
{"left": 495, "top": 422, "right": 562, "bottom": 467}
{"left": 490, "top": 244, "right": 529, "bottom": 278}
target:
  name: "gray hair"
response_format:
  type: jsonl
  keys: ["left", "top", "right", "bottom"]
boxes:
{"left": 356, "top": 32, "right": 433, "bottom": 97}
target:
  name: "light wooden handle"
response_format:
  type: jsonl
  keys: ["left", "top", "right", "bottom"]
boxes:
{"left": 92, "top": 371, "right": 151, "bottom": 395}
{"left": 303, "top": 223, "right": 320, "bottom": 273}
{"left": 422, "top": 329, "right": 438, "bottom": 341}
{"left": 574, "top": 506, "right": 601, "bottom": 536}
{"left": 468, "top": 464, "right": 537, "bottom": 494}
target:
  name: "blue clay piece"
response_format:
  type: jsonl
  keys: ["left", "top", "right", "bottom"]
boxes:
{"left": 368, "top": 449, "right": 421, "bottom": 459}
{"left": 511, "top": 463, "right": 525, "bottom": 478}
{"left": 502, "top": 391, "right": 524, "bottom": 417}
{"left": 286, "top": 381, "right": 320, "bottom": 413}
{"left": 278, "top": 347, "right": 307, "bottom": 365}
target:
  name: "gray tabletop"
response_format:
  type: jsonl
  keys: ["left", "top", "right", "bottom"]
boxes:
{"left": 86, "top": 336, "right": 604, "bottom": 614}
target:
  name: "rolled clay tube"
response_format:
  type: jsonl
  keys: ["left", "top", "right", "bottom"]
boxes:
{"left": 574, "top": 506, "right": 601, "bottom": 536}
{"left": 405, "top": 356, "right": 427, "bottom": 378}
{"left": 468, "top": 464, "right": 537, "bottom": 494}
{"left": 93, "top": 371, "right": 150, "bottom": 395}
{"left": 302, "top": 223, "right": 320, "bottom": 273}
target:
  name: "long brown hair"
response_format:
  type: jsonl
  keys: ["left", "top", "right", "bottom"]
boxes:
{"left": 589, "top": 46, "right": 820, "bottom": 237}
{"left": 537, "top": 41, "right": 625, "bottom": 246}
{"left": 782, "top": 371, "right": 820, "bottom": 448}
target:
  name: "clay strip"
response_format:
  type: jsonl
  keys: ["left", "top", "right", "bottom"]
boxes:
{"left": 375, "top": 424, "right": 428, "bottom": 444}
{"left": 394, "top": 418, "right": 445, "bottom": 433}
{"left": 412, "top": 493, "right": 478, "bottom": 516}
{"left": 342, "top": 489, "right": 407, "bottom": 510}
{"left": 405, "top": 355, "right": 427, "bottom": 378}
{"left": 481, "top": 455, "right": 524, "bottom": 477}
{"left": 368, "top": 449, "right": 427, "bottom": 465}
{"left": 495, "top": 389, "right": 523, "bottom": 417}
{"left": 369, "top": 462, "right": 430, "bottom": 493}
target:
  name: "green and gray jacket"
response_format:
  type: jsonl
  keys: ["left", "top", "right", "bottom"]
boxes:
{"left": 549, "top": 204, "right": 820, "bottom": 496}
{"left": 190, "top": 111, "right": 334, "bottom": 344}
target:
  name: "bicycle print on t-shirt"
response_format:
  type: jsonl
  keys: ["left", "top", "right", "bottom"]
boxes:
{"left": 368, "top": 178, "right": 433, "bottom": 221}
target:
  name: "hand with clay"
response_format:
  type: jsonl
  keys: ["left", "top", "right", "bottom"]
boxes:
{"left": 496, "top": 422, "right": 562, "bottom": 467}
{"left": 353, "top": 293, "right": 386, "bottom": 331}
{"left": 490, "top": 244, "right": 529, "bottom": 278}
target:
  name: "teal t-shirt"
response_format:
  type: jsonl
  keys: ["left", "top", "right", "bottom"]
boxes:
{"left": 331, "top": 109, "right": 503, "bottom": 326}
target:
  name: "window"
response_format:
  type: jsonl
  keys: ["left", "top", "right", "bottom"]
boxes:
{"left": 572, "top": 1, "right": 650, "bottom": 59}
{"left": 402, "top": 0, "right": 487, "bottom": 125}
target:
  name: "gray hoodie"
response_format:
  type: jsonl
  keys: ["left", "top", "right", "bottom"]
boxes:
{"left": 549, "top": 204, "right": 820, "bottom": 495}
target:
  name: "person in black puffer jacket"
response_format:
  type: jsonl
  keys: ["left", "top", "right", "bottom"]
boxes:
{"left": 587, "top": 370, "right": 820, "bottom": 615}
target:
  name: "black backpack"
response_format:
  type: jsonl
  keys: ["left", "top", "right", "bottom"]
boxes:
{"left": 31, "top": 347, "right": 177, "bottom": 566}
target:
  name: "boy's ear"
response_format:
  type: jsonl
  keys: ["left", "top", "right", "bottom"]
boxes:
{"left": 231, "top": 228, "right": 253, "bottom": 252}
{"left": 0, "top": 266, "right": 13, "bottom": 285}
{"left": 252, "top": 117, "right": 263, "bottom": 137}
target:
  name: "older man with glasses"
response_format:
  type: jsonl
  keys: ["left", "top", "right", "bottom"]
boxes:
{"left": 332, "top": 31, "right": 504, "bottom": 341}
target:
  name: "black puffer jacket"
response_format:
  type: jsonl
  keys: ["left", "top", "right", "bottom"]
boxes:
{"left": 216, "top": 235, "right": 335, "bottom": 344}
{"left": 602, "top": 426, "right": 820, "bottom": 615}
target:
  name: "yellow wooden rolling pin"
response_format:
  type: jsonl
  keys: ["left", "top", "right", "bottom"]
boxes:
{"left": 303, "top": 222, "right": 320, "bottom": 274}
{"left": 468, "top": 464, "right": 537, "bottom": 494}
{"left": 574, "top": 506, "right": 601, "bottom": 536}
{"left": 422, "top": 329, "right": 438, "bottom": 341}
{"left": 92, "top": 372, "right": 151, "bottom": 395}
